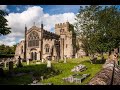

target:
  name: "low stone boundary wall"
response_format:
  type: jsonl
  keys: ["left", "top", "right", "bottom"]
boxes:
{"left": 88, "top": 60, "right": 120, "bottom": 85}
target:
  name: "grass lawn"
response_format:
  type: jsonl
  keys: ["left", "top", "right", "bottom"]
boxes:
{"left": 0, "top": 74, "right": 32, "bottom": 85}
{"left": 0, "top": 56, "right": 105, "bottom": 85}
{"left": 41, "top": 57, "right": 103, "bottom": 85}
{"left": 0, "top": 64, "right": 60, "bottom": 85}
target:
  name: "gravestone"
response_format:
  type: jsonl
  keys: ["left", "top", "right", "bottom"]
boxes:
{"left": 42, "top": 59, "right": 44, "bottom": 63}
{"left": 64, "top": 55, "right": 67, "bottom": 63}
{"left": 21, "top": 59, "right": 23, "bottom": 63}
{"left": 75, "top": 53, "right": 78, "bottom": 58}
{"left": 9, "top": 61, "right": 14, "bottom": 76}
{"left": 4, "top": 61, "right": 7, "bottom": 69}
{"left": 47, "top": 56, "right": 51, "bottom": 68}
{"left": 41, "top": 76, "right": 44, "bottom": 81}
{"left": 47, "top": 60, "right": 51, "bottom": 68}
{"left": 27, "top": 59, "right": 29, "bottom": 65}
{"left": 17, "top": 56, "right": 23, "bottom": 67}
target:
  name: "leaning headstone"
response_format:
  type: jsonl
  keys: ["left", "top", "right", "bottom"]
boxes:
{"left": 9, "top": 61, "right": 14, "bottom": 76}
{"left": 17, "top": 56, "right": 23, "bottom": 68}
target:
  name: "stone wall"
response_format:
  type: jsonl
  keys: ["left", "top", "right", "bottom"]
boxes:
{"left": 88, "top": 60, "right": 120, "bottom": 85}
{"left": 113, "top": 65, "right": 120, "bottom": 85}
{"left": 15, "top": 40, "right": 25, "bottom": 60}
{"left": 15, "top": 22, "right": 85, "bottom": 61}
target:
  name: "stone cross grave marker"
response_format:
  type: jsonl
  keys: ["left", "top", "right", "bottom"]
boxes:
{"left": 17, "top": 56, "right": 23, "bottom": 67}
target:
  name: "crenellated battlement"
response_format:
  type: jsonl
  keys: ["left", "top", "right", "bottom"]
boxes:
{"left": 43, "top": 38, "right": 54, "bottom": 42}
{"left": 55, "top": 22, "right": 69, "bottom": 28}
{"left": 43, "top": 29, "right": 60, "bottom": 40}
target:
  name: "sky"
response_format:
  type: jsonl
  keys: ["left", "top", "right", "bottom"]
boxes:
{"left": 0, "top": 5, "right": 82, "bottom": 46}
{"left": 0, "top": 5, "right": 115, "bottom": 46}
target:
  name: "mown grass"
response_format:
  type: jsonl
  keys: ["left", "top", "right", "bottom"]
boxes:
{"left": 0, "top": 55, "right": 106, "bottom": 85}
{"left": 41, "top": 59, "right": 103, "bottom": 85}
{"left": 0, "top": 64, "right": 60, "bottom": 85}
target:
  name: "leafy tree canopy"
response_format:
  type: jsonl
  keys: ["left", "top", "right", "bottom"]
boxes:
{"left": 75, "top": 5, "right": 120, "bottom": 57}
{"left": 0, "top": 10, "right": 11, "bottom": 36}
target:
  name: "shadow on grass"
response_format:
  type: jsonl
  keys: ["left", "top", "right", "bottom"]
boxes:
{"left": 0, "top": 64, "right": 61, "bottom": 85}
{"left": 81, "top": 58, "right": 106, "bottom": 65}
{"left": 91, "top": 58, "right": 106, "bottom": 64}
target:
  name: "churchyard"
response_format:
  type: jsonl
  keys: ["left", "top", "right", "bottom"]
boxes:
{"left": 0, "top": 55, "right": 107, "bottom": 85}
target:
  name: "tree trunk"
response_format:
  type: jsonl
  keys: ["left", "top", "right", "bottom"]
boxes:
{"left": 108, "top": 50, "right": 111, "bottom": 56}
{"left": 101, "top": 52, "right": 104, "bottom": 60}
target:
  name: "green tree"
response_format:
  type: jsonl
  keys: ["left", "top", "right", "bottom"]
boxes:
{"left": 95, "top": 5, "right": 120, "bottom": 55}
{"left": 75, "top": 5, "right": 102, "bottom": 57}
{"left": 0, "top": 10, "right": 11, "bottom": 36}
{"left": 75, "top": 5, "right": 120, "bottom": 59}
{"left": 11, "top": 44, "right": 17, "bottom": 54}
{"left": 0, "top": 44, "right": 17, "bottom": 55}
{"left": 0, "top": 44, "right": 5, "bottom": 54}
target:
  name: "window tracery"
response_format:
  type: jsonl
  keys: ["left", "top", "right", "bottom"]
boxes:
{"left": 28, "top": 31, "right": 39, "bottom": 47}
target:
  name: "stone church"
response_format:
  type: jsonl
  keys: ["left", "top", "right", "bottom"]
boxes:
{"left": 15, "top": 21, "right": 79, "bottom": 61}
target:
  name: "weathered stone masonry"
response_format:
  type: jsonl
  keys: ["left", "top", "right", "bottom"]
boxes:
{"left": 15, "top": 22, "right": 78, "bottom": 61}
{"left": 88, "top": 60, "right": 120, "bottom": 85}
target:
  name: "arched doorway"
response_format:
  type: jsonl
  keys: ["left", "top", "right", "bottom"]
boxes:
{"left": 31, "top": 52, "right": 37, "bottom": 60}
{"left": 30, "top": 48, "right": 37, "bottom": 60}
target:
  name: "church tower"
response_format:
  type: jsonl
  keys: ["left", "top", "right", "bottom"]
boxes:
{"left": 55, "top": 22, "right": 76, "bottom": 59}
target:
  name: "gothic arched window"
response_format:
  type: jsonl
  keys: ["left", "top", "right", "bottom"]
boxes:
{"left": 28, "top": 31, "right": 39, "bottom": 47}
{"left": 45, "top": 44, "right": 50, "bottom": 53}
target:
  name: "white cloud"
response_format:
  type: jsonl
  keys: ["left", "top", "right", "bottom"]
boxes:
{"left": 0, "top": 6, "right": 76, "bottom": 46}
{"left": 0, "top": 5, "right": 9, "bottom": 12}
{"left": 0, "top": 5, "right": 7, "bottom": 10}
{"left": 0, "top": 36, "right": 16, "bottom": 46}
